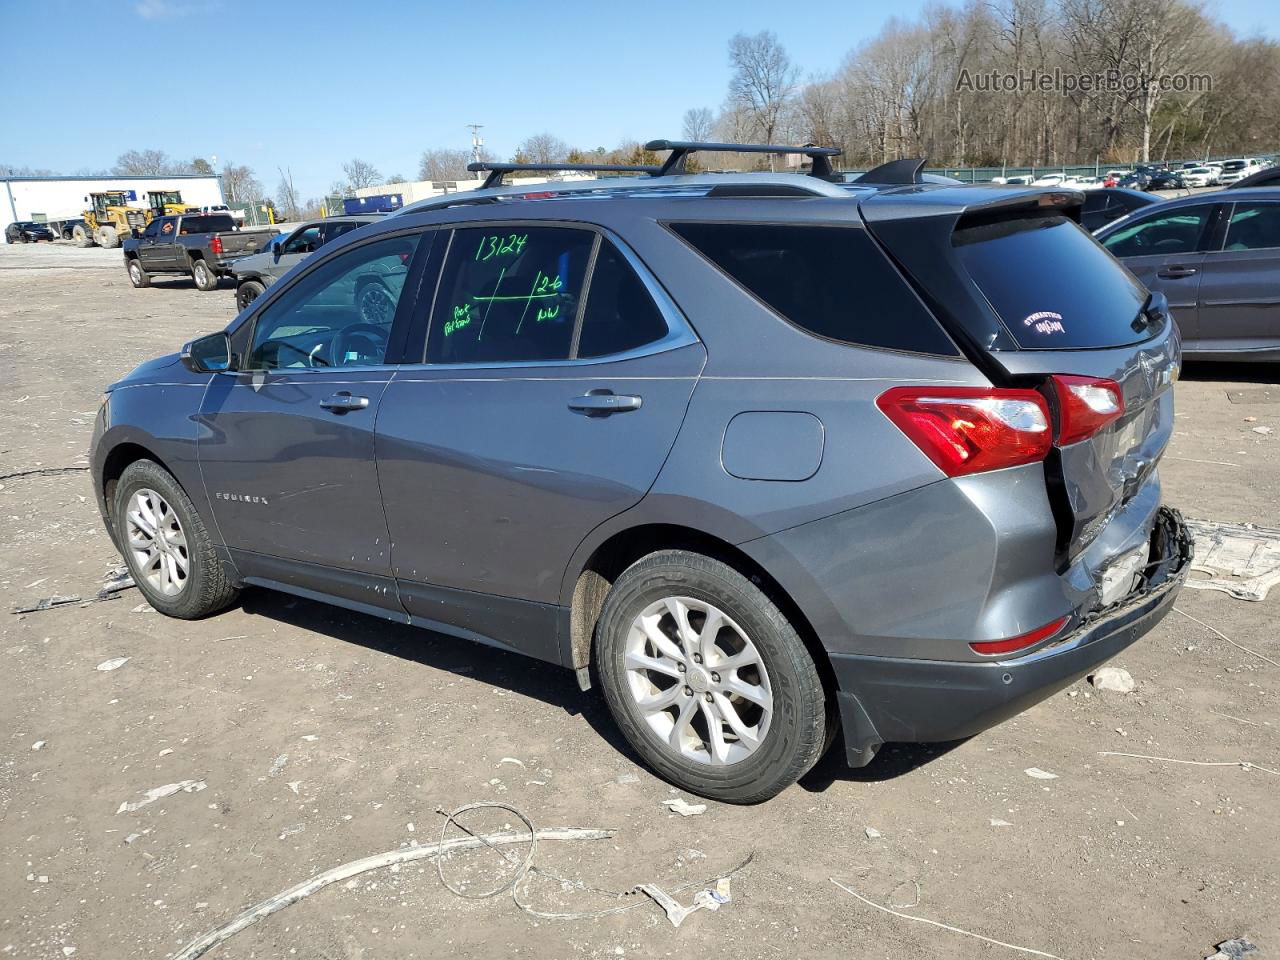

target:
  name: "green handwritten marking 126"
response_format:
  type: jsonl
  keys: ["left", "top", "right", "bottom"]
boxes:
{"left": 475, "top": 233, "right": 529, "bottom": 262}
{"left": 444, "top": 303, "right": 475, "bottom": 337}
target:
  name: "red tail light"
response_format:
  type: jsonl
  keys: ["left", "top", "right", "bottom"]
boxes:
{"left": 209, "top": 234, "right": 224, "bottom": 255}
{"left": 1051, "top": 375, "right": 1124, "bottom": 445}
{"left": 970, "top": 616, "right": 1070, "bottom": 656}
{"left": 877, "top": 387, "right": 1052, "bottom": 477}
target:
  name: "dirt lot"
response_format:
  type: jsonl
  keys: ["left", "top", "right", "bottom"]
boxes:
{"left": 2, "top": 239, "right": 1277, "bottom": 960}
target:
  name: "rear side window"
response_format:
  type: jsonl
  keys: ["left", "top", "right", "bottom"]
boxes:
{"left": 956, "top": 216, "right": 1148, "bottom": 349}
{"left": 1225, "top": 203, "right": 1280, "bottom": 251}
{"left": 669, "top": 223, "right": 955, "bottom": 355}
{"left": 577, "top": 240, "right": 669, "bottom": 358}
{"left": 427, "top": 227, "right": 593, "bottom": 364}
{"left": 1100, "top": 206, "right": 1213, "bottom": 258}
{"left": 179, "top": 215, "right": 235, "bottom": 235}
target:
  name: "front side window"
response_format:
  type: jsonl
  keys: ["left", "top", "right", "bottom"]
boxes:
{"left": 284, "top": 225, "right": 321, "bottom": 255}
{"left": 1224, "top": 203, "right": 1280, "bottom": 251}
{"left": 1101, "top": 206, "right": 1213, "bottom": 257}
{"left": 247, "top": 234, "right": 420, "bottom": 370}
{"left": 427, "top": 227, "right": 594, "bottom": 364}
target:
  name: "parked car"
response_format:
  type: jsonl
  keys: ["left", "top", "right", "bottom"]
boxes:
{"left": 1226, "top": 166, "right": 1280, "bottom": 190}
{"left": 1180, "top": 166, "right": 1218, "bottom": 188}
{"left": 197, "top": 203, "right": 246, "bottom": 225}
{"left": 1118, "top": 172, "right": 1150, "bottom": 190}
{"left": 1080, "top": 187, "right": 1160, "bottom": 232}
{"left": 5, "top": 221, "right": 56, "bottom": 243}
{"left": 1217, "top": 159, "right": 1261, "bottom": 184}
{"left": 1145, "top": 170, "right": 1187, "bottom": 191}
{"left": 122, "top": 214, "right": 276, "bottom": 291}
{"left": 1096, "top": 187, "right": 1280, "bottom": 361}
{"left": 231, "top": 215, "right": 379, "bottom": 310}
{"left": 91, "top": 154, "right": 1191, "bottom": 802}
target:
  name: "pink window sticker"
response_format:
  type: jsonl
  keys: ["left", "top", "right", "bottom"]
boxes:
{"left": 1023, "top": 310, "right": 1065, "bottom": 335}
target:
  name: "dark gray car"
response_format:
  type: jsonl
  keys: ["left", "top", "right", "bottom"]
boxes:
{"left": 232, "top": 215, "right": 380, "bottom": 310}
{"left": 90, "top": 147, "right": 1191, "bottom": 803}
{"left": 1096, "top": 187, "right": 1280, "bottom": 361}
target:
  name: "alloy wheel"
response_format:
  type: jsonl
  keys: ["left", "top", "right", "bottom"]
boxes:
{"left": 624, "top": 596, "right": 773, "bottom": 765}
{"left": 125, "top": 488, "right": 189, "bottom": 597}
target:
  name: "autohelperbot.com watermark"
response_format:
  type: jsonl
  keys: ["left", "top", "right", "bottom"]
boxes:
{"left": 956, "top": 67, "right": 1212, "bottom": 95}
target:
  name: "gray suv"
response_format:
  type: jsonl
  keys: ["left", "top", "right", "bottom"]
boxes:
{"left": 232, "top": 215, "right": 381, "bottom": 310}
{"left": 91, "top": 142, "right": 1191, "bottom": 803}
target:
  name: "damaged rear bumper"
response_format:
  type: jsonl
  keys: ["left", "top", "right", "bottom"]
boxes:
{"left": 832, "top": 506, "right": 1193, "bottom": 767}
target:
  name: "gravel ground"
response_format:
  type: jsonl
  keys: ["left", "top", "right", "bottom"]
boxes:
{"left": 1, "top": 239, "right": 1277, "bottom": 960}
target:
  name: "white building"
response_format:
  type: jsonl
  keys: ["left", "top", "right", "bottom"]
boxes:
{"left": 2, "top": 174, "right": 225, "bottom": 224}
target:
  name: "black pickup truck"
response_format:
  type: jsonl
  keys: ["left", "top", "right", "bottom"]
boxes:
{"left": 122, "top": 214, "right": 276, "bottom": 291}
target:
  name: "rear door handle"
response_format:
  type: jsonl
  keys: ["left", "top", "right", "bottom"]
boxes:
{"left": 1157, "top": 266, "right": 1198, "bottom": 278}
{"left": 320, "top": 392, "right": 369, "bottom": 412}
{"left": 568, "top": 390, "right": 642, "bottom": 416}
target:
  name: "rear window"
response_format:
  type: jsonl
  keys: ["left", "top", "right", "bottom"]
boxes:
{"left": 669, "top": 223, "right": 957, "bottom": 356}
{"left": 953, "top": 216, "right": 1149, "bottom": 349}
{"left": 179, "top": 215, "right": 235, "bottom": 234}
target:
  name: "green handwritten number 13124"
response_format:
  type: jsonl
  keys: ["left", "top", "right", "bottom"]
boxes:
{"left": 475, "top": 233, "right": 528, "bottom": 262}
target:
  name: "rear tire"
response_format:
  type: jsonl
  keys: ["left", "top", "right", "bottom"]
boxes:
{"left": 98, "top": 226, "right": 119, "bottom": 248}
{"left": 595, "top": 550, "right": 827, "bottom": 804}
{"left": 236, "top": 279, "right": 265, "bottom": 311}
{"left": 112, "top": 459, "right": 239, "bottom": 620}
{"left": 127, "top": 257, "right": 151, "bottom": 288}
{"left": 191, "top": 258, "right": 218, "bottom": 291}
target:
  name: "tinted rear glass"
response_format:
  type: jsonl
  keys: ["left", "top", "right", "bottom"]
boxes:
{"left": 670, "top": 223, "right": 957, "bottom": 355}
{"left": 953, "top": 216, "right": 1148, "bottom": 348}
{"left": 179, "top": 215, "right": 235, "bottom": 234}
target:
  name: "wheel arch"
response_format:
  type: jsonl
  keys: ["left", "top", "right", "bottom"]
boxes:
{"left": 566, "top": 522, "right": 837, "bottom": 702}
{"left": 100, "top": 441, "right": 178, "bottom": 530}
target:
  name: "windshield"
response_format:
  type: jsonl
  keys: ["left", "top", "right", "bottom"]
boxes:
{"left": 953, "top": 215, "right": 1149, "bottom": 349}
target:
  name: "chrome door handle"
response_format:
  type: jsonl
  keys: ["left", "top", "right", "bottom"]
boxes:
{"left": 320, "top": 392, "right": 369, "bottom": 412}
{"left": 568, "top": 391, "right": 642, "bottom": 416}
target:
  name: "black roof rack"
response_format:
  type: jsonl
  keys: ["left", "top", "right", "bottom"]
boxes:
{"left": 467, "top": 161, "right": 659, "bottom": 190}
{"left": 644, "top": 140, "right": 842, "bottom": 178}
{"left": 854, "top": 157, "right": 928, "bottom": 185}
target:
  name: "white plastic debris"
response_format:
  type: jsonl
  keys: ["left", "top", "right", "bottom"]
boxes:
{"left": 116, "top": 780, "right": 206, "bottom": 813}
{"left": 1206, "top": 936, "right": 1259, "bottom": 960}
{"left": 637, "top": 877, "right": 731, "bottom": 927}
{"left": 865, "top": 826, "right": 882, "bottom": 839}
{"left": 96, "top": 657, "right": 130, "bottom": 672}
{"left": 499, "top": 757, "right": 525, "bottom": 767}
{"left": 990, "top": 818, "right": 1013, "bottom": 827}
{"left": 1185, "top": 518, "right": 1280, "bottom": 602}
{"left": 1090, "top": 667, "right": 1136, "bottom": 693}
{"left": 31, "top": 740, "right": 46, "bottom": 751}
{"left": 1024, "top": 767, "right": 1059, "bottom": 780}
{"left": 661, "top": 797, "right": 707, "bottom": 817}
{"left": 286, "top": 781, "right": 301, "bottom": 795}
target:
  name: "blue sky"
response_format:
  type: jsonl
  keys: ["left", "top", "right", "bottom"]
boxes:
{"left": 1, "top": 0, "right": 1276, "bottom": 198}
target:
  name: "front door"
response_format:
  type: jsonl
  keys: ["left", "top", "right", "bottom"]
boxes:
{"left": 1100, "top": 204, "right": 1220, "bottom": 345}
{"left": 376, "top": 225, "right": 704, "bottom": 660}
{"left": 1196, "top": 200, "right": 1280, "bottom": 355}
{"left": 269, "top": 223, "right": 322, "bottom": 282}
{"left": 137, "top": 217, "right": 171, "bottom": 270}
{"left": 198, "top": 230, "right": 428, "bottom": 609}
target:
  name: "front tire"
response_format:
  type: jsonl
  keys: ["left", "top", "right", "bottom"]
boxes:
{"left": 112, "top": 459, "right": 239, "bottom": 619}
{"left": 595, "top": 550, "right": 827, "bottom": 804}
{"left": 236, "top": 279, "right": 265, "bottom": 311}
{"left": 127, "top": 257, "right": 151, "bottom": 288}
{"left": 191, "top": 258, "right": 218, "bottom": 291}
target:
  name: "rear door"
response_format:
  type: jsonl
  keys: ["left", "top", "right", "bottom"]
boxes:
{"left": 1097, "top": 203, "right": 1222, "bottom": 345}
{"left": 866, "top": 197, "right": 1179, "bottom": 558}
{"left": 376, "top": 224, "right": 704, "bottom": 660}
{"left": 1196, "top": 200, "right": 1280, "bottom": 355}
{"left": 198, "top": 229, "right": 431, "bottom": 609}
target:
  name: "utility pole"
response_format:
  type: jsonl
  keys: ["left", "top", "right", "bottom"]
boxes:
{"left": 466, "top": 123, "right": 485, "bottom": 180}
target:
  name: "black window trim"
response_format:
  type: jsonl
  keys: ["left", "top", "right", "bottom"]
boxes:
{"left": 231, "top": 225, "right": 438, "bottom": 374}
{"left": 407, "top": 219, "right": 697, "bottom": 370}
{"left": 661, "top": 217, "right": 963, "bottom": 360}
{"left": 1213, "top": 199, "right": 1280, "bottom": 255}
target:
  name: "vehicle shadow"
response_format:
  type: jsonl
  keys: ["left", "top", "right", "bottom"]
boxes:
{"left": 1180, "top": 361, "right": 1279, "bottom": 385}
{"left": 235, "top": 587, "right": 962, "bottom": 791}
{"left": 235, "top": 587, "right": 643, "bottom": 763}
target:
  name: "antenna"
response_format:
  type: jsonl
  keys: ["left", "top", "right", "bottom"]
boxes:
{"left": 466, "top": 123, "right": 485, "bottom": 180}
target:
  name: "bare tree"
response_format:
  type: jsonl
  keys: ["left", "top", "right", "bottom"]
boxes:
{"left": 220, "top": 162, "right": 263, "bottom": 204}
{"left": 418, "top": 148, "right": 473, "bottom": 181}
{"left": 276, "top": 169, "right": 302, "bottom": 221}
{"left": 341, "top": 157, "right": 383, "bottom": 190}
{"left": 727, "top": 31, "right": 800, "bottom": 150}
{"left": 682, "top": 107, "right": 717, "bottom": 141}
{"left": 114, "top": 149, "right": 172, "bottom": 175}
{"left": 189, "top": 157, "right": 213, "bottom": 175}
{"left": 516, "top": 133, "right": 570, "bottom": 165}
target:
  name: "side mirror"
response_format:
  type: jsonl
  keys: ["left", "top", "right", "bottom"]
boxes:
{"left": 181, "top": 331, "right": 235, "bottom": 373}
{"left": 273, "top": 245, "right": 282, "bottom": 261}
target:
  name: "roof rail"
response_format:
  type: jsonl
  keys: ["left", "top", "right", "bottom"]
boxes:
{"left": 467, "top": 161, "right": 660, "bottom": 190}
{"left": 854, "top": 157, "right": 928, "bottom": 185}
{"left": 644, "top": 140, "right": 842, "bottom": 178}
